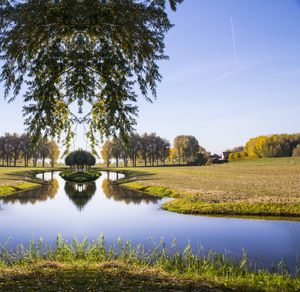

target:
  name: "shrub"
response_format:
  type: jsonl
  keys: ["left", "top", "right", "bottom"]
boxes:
{"left": 233, "top": 152, "right": 241, "bottom": 160}
{"left": 229, "top": 153, "right": 235, "bottom": 161}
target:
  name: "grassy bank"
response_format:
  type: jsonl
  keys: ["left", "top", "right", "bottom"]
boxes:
{"left": 103, "top": 157, "right": 300, "bottom": 219}
{"left": 0, "top": 167, "right": 60, "bottom": 197}
{"left": 0, "top": 236, "right": 299, "bottom": 291}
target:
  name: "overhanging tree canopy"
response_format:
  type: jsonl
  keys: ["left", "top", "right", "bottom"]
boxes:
{"left": 0, "top": 0, "right": 183, "bottom": 151}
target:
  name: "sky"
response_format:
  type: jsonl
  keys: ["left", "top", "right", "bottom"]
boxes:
{"left": 1, "top": 0, "right": 300, "bottom": 154}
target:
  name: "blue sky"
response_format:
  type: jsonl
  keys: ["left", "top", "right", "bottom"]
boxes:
{"left": 1, "top": 0, "right": 300, "bottom": 154}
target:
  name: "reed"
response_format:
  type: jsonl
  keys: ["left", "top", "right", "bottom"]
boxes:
{"left": 0, "top": 235, "right": 299, "bottom": 291}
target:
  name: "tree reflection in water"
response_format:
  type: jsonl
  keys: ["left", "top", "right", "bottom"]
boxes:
{"left": 0, "top": 179, "right": 59, "bottom": 205}
{"left": 64, "top": 182, "right": 96, "bottom": 211}
{"left": 102, "top": 179, "right": 160, "bottom": 205}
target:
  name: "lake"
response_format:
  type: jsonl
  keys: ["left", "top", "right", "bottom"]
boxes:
{"left": 0, "top": 171, "right": 300, "bottom": 271}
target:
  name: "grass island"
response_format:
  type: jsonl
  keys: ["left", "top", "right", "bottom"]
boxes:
{"left": 59, "top": 170, "right": 101, "bottom": 182}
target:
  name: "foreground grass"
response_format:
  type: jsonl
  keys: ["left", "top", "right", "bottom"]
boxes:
{"left": 103, "top": 157, "right": 300, "bottom": 218}
{"left": 0, "top": 236, "right": 299, "bottom": 291}
{"left": 0, "top": 262, "right": 214, "bottom": 291}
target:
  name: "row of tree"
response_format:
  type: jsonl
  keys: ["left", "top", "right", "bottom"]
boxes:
{"left": 0, "top": 133, "right": 60, "bottom": 167}
{"left": 101, "top": 134, "right": 209, "bottom": 167}
{"left": 228, "top": 133, "right": 300, "bottom": 160}
{"left": 101, "top": 133, "right": 170, "bottom": 167}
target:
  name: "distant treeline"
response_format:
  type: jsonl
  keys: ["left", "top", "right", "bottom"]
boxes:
{"left": 226, "top": 133, "right": 300, "bottom": 160}
{"left": 0, "top": 133, "right": 60, "bottom": 167}
{"left": 101, "top": 133, "right": 211, "bottom": 167}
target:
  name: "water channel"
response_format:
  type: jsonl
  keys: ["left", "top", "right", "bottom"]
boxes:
{"left": 0, "top": 171, "right": 299, "bottom": 271}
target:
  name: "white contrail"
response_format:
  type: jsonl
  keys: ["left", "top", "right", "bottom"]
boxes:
{"left": 230, "top": 17, "right": 237, "bottom": 66}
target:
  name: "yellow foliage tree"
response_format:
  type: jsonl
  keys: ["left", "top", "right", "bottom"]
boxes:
{"left": 244, "top": 136, "right": 268, "bottom": 158}
{"left": 168, "top": 148, "right": 179, "bottom": 164}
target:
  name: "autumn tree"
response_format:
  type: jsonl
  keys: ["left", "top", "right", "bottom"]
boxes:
{"left": 49, "top": 141, "right": 60, "bottom": 167}
{"left": 173, "top": 136, "right": 183, "bottom": 164}
{"left": 173, "top": 135, "right": 200, "bottom": 164}
{"left": 244, "top": 136, "right": 268, "bottom": 158}
{"left": 169, "top": 147, "right": 179, "bottom": 164}
{"left": 101, "top": 141, "right": 113, "bottom": 168}
{"left": 230, "top": 133, "right": 300, "bottom": 160}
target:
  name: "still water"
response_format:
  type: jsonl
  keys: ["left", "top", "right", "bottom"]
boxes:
{"left": 0, "top": 171, "right": 300, "bottom": 270}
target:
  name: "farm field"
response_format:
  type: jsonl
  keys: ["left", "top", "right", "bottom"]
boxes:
{"left": 111, "top": 157, "right": 300, "bottom": 218}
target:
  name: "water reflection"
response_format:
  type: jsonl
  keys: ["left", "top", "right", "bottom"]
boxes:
{"left": 36, "top": 171, "right": 55, "bottom": 181}
{"left": 1, "top": 171, "right": 300, "bottom": 272}
{"left": 105, "top": 171, "right": 125, "bottom": 182}
{"left": 1, "top": 179, "right": 59, "bottom": 205}
{"left": 102, "top": 179, "right": 160, "bottom": 205}
{"left": 64, "top": 182, "right": 96, "bottom": 211}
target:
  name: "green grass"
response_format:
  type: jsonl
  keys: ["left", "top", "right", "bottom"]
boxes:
{"left": 122, "top": 182, "right": 179, "bottom": 198}
{"left": 0, "top": 167, "right": 52, "bottom": 197}
{"left": 0, "top": 236, "right": 299, "bottom": 291}
{"left": 0, "top": 182, "right": 41, "bottom": 197}
{"left": 100, "top": 157, "right": 300, "bottom": 218}
{"left": 59, "top": 170, "right": 101, "bottom": 182}
{"left": 164, "top": 200, "right": 300, "bottom": 218}
{"left": 0, "top": 166, "right": 66, "bottom": 197}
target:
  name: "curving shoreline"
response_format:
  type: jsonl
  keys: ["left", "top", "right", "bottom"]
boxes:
{"left": 2, "top": 163, "right": 300, "bottom": 220}
{"left": 0, "top": 167, "right": 61, "bottom": 197}
{"left": 100, "top": 158, "right": 300, "bottom": 220}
